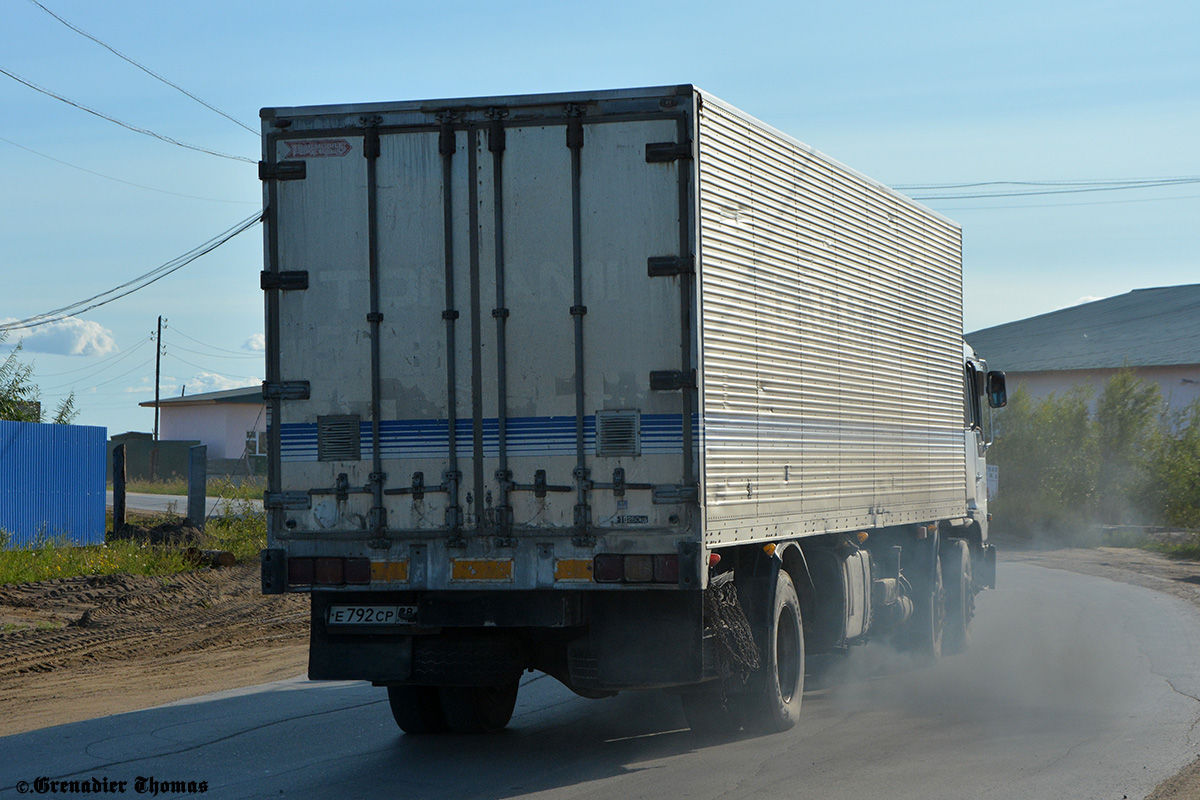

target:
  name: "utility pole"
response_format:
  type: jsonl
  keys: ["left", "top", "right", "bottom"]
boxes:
{"left": 151, "top": 315, "right": 166, "bottom": 481}
{"left": 153, "top": 315, "right": 163, "bottom": 441}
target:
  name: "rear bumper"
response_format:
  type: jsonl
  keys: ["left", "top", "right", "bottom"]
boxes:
{"left": 307, "top": 588, "right": 710, "bottom": 690}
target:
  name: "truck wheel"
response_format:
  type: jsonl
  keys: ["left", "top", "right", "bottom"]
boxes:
{"left": 387, "top": 685, "right": 448, "bottom": 734}
{"left": 743, "top": 571, "right": 804, "bottom": 733}
{"left": 906, "top": 543, "right": 944, "bottom": 663}
{"left": 941, "top": 539, "right": 973, "bottom": 656}
{"left": 438, "top": 680, "right": 520, "bottom": 733}
{"left": 681, "top": 688, "right": 741, "bottom": 736}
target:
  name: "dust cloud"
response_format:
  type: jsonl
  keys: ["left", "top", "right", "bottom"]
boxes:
{"left": 815, "top": 564, "right": 1148, "bottom": 733}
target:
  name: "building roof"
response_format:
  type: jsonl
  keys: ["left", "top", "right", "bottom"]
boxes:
{"left": 966, "top": 285, "right": 1200, "bottom": 373}
{"left": 138, "top": 385, "right": 261, "bottom": 409}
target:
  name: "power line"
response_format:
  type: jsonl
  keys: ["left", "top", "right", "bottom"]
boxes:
{"left": 896, "top": 175, "right": 1200, "bottom": 190}
{"left": 41, "top": 354, "right": 156, "bottom": 393}
{"left": 931, "top": 192, "right": 1200, "bottom": 212}
{"left": 164, "top": 352, "right": 261, "bottom": 381}
{"left": 168, "top": 341, "right": 261, "bottom": 360}
{"left": 0, "top": 65, "right": 255, "bottom": 164}
{"left": 0, "top": 134, "right": 257, "bottom": 204}
{"left": 29, "top": 335, "right": 154, "bottom": 378}
{"left": 168, "top": 326, "right": 261, "bottom": 356}
{"left": 896, "top": 175, "right": 1200, "bottom": 200}
{"left": 27, "top": 0, "right": 257, "bottom": 136}
{"left": 0, "top": 211, "right": 263, "bottom": 333}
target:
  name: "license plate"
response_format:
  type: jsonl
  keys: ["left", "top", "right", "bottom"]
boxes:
{"left": 326, "top": 605, "right": 417, "bottom": 625}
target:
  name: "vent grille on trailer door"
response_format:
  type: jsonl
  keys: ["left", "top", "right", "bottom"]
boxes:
{"left": 317, "top": 415, "right": 361, "bottom": 461}
{"left": 595, "top": 410, "right": 640, "bottom": 457}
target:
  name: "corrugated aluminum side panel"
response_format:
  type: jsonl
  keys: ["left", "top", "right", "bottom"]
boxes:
{"left": 0, "top": 420, "right": 107, "bottom": 547}
{"left": 696, "top": 97, "right": 965, "bottom": 545}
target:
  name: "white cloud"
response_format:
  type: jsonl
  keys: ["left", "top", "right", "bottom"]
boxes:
{"left": 243, "top": 333, "right": 265, "bottom": 352}
{"left": 1072, "top": 295, "right": 1103, "bottom": 306}
{"left": 0, "top": 318, "right": 118, "bottom": 357}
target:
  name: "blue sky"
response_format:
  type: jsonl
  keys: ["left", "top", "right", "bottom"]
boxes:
{"left": 2, "top": 0, "right": 1197, "bottom": 436}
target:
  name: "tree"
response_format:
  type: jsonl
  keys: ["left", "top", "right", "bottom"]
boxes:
{"left": 0, "top": 332, "right": 79, "bottom": 424}
{"left": 989, "top": 385, "right": 1097, "bottom": 538}
{"left": 1149, "top": 400, "right": 1200, "bottom": 529}
{"left": 1094, "top": 370, "right": 1162, "bottom": 524}
{"left": 990, "top": 370, "right": 1200, "bottom": 539}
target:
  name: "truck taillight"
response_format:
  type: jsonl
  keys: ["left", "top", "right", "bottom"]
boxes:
{"left": 593, "top": 554, "right": 680, "bottom": 584}
{"left": 653, "top": 554, "right": 680, "bottom": 583}
{"left": 343, "top": 558, "right": 371, "bottom": 584}
{"left": 315, "top": 557, "right": 343, "bottom": 585}
{"left": 287, "top": 557, "right": 370, "bottom": 586}
{"left": 288, "top": 557, "right": 314, "bottom": 585}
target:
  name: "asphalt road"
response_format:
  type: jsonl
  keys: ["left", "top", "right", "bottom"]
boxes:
{"left": 106, "top": 491, "right": 263, "bottom": 517}
{"left": 3, "top": 563, "right": 1199, "bottom": 800}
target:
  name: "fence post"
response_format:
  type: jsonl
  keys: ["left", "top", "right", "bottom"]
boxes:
{"left": 112, "top": 444, "right": 127, "bottom": 534}
{"left": 188, "top": 445, "right": 208, "bottom": 530}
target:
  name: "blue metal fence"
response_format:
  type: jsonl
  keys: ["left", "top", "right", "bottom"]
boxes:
{"left": 0, "top": 420, "right": 107, "bottom": 548}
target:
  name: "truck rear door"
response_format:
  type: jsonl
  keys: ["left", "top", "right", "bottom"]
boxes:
{"left": 261, "top": 90, "right": 699, "bottom": 588}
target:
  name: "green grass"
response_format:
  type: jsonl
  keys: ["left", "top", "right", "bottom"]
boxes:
{"left": 2, "top": 620, "right": 66, "bottom": 633}
{"left": 0, "top": 500, "right": 267, "bottom": 585}
{"left": 1144, "top": 536, "right": 1200, "bottom": 561}
{"left": 107, "top": 475, "right": 266, "bottom": 502}
{"left": 0, "top": 536, "right": 194, "bottom": 585}
{"left": 204, "top": 498, "right": 268, "bottom": 563}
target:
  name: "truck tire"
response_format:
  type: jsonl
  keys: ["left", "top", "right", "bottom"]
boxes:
{"left": 742, "top": 571, "right": 804, "bottom": 733}
{"left": 387, "top": 685, "right": 448, "bottom": 734}
{"left": 438, "top": 680, "right": 520, "bottom": 733}
{"left": 941, "top": 539, "right": 973, "bottom": 656}
{"left": 905, "top": 538, "right": 944, "bottom": 663}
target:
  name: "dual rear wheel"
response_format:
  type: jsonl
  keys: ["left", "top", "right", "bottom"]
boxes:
{"left": 388, "top": 681, "right": 519, "bottom": 734}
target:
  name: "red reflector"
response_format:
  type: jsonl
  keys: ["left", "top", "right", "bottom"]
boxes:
{"left": 344, "top": 558, "right": 371, "bottom": 585}
{"left": 623, "top": 555, "right": 654, "bottom": 582}
{"left": 288, "top": 557, "right": 314, "bottom": 585}
{"left": 654, "top": 554, "right": 680, "bottom": 583}
{"left": 593, "top": 554, "right": 624, "bottom": 583}
{"left": 314, "top": 557, "right": 344, "bottom": 585}
{"left": 708, "top": 553, "right": 722, "bottom": 567}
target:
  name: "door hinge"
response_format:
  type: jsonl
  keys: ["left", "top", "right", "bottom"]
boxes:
{"left": 650, "top": 369, "right": 696, "bottom": 391}
{"left": 258, "top": 160, "right": 306, "bottom": 181}
{"left": 260, "top": 270, "right": 309, "bottom": 291}
{"left": 645, "top": 141, "right": 692, "bottom": 163}
{"left": 264, "top": 491, "right": 312, "bottom": 511}
{"left": 488, "top": 115, "right": 507, "bottom": 153}
{"left": 262, "top": 380, "right": 311, "bottom": 401}
{"left": 647, "top": 255, "right": 695, "bottom": 277}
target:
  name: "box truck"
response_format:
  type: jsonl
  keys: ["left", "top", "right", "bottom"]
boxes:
{"left": 258, "top": 85, "right": 1006, "bottom": 734}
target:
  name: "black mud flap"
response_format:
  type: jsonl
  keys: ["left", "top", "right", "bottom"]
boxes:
{"left": 567, "top": 590, "right": 705, "bottom": 690}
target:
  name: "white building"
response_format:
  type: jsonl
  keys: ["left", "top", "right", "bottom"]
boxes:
{"left": 966, "top": 285, "right": 1200, "bottom": 412}
{"left": 139, "top": 386, "right": 266, "bottom": 472}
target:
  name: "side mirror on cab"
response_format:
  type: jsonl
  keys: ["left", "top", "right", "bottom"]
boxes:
{"left": 986, "top": 371, "right": 1007, "bottom": 408}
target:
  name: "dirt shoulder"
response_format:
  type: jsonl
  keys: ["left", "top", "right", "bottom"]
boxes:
{"left": 999, "top": 541, "right": 1200, "bottom": 800}
{"left": 0, "top": 563, "right": 308, "bottom": 737}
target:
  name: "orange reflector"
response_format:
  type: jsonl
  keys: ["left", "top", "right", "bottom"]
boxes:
{"left": 856, "top": 531, "right": 869, "bottom": 544}
{"left": 370, "top": 560, "right": 410, "bottom": 582}
{"left": 451, "top": 558, "right": 513, "bottom": 582}
{"left": 554, "top": 559, "right": 593, "bottom": 582}
{"left": 762, "top": 543, "right": 777, "bottom": 556}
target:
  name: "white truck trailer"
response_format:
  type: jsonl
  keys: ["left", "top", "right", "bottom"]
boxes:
{"left": 258, "top": 85, "right": 1007, "bottom": 735}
